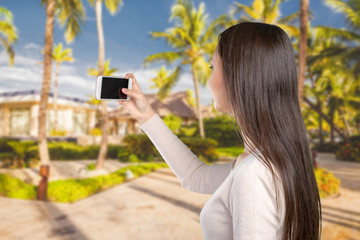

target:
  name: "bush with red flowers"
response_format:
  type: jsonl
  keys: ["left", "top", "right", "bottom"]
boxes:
{"left": 335, "top": 141, "right": 360, "bottom": 162}
{"left": 314, "top": 167, "right": 341, "bottom": 198}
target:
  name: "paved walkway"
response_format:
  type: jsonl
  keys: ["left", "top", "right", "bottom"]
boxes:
{"left": 0, "top": 153, "right": 359, "bottom": 239}
{"left": 316, "top": 153, "right": 360, "bottom": 240}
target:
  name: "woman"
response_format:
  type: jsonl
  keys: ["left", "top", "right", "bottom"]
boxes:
{"left": 118, "top": 22, "right": 322, "bottom": 240}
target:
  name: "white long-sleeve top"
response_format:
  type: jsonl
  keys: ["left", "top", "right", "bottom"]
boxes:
{"left": 140, "top": 113, "right": 286, "bottom": 240}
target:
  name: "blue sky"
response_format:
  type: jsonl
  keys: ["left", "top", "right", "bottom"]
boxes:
{"left": 0, "top": 0, "right": 348, "bottom": 107}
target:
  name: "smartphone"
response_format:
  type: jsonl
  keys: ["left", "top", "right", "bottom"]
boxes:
{"left": 95, "top": 75, "right": 132, "bottom": 100}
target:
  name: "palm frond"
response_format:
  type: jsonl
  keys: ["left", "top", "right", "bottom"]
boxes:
{"left": 158, "top": 66, "right": 182, "bottom": 100}
{"left": 277, "top": 11, "right": 300, "bottom": 25}
{"left": 0, "top": 7, "right": 13, "bottom": 22}
{"left": 191, "top": 2, "right": 207, "bottom": 43}
{"left": 171, "top": 27, "right": 196, "bottom": 48}
{"left": 266, "top": 0, "right": 282, "bottom": 23}
{"left": 201, "top": 14, "right": 229, "bottom": 44}
{"left": 0, "top": 20, "right": 18, "bottom": 43}
{"left": 315, "top": 26, "right": 360, "bottom": 43}
{"left": 0, "top": 33, "right": 15, "bottom": 66}
{"left": 231, "top": 2, "right": 259, "bottom": 20}
{"left": 143, "top": 51, "right": 184, "bottom": 67}
{"left": 105, "top": 0, "right": 123, "bottom": 15}
{"left": 170, "top": 0, "right": 192, "bottom": 32}
{"left": 325, "top": 0, "right": 360, "bottom": 30}
{"left": 150, "top": 31, "right": 186, "bottom": 48}
{"left": 55, "top": 0, "right": 86, "bottom": 43}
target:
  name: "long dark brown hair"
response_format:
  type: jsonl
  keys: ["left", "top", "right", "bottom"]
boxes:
{"left": 217, "top": 22, "right": 322, "bottom": 240}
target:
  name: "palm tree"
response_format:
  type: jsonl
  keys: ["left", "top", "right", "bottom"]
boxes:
{"left": 0, "top": 6, "right": 18, "bottom": 66}
{"left": 38, "top": 0, "right": 85, "bottom": 169}
{"left": 52, "top": 43, "right": 73, "bottom": 131}
{"left": 149, "top": 66, "right": 181, "bottom": 101}
{"left": 88, "top": 0, "right": 123, "bottom": 170}
{"left": 299, "top": 0, "right": 309, "bottom": 108}
{"left": 144, "top": 0, "right": 228, "bottom": 138}
{"left": 305, "top": 28, "right": 360, "bottom": 143}
{"left": 88, "top": 59, "right": 118, "bottom": 76}
{"left": 314, "top": 0, "right": 360, "bottom": 77}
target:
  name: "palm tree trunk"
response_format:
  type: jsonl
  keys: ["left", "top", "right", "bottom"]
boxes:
{"left": 190, "top": 66, "right": 205, "bottom": 138}
{"left": 298, "top": 0, "right": 309, "bottom": 108}
{"left": 38, "top": 0, "right": 55, "bottom": 166}
{"left": 338, "top": 107, "right": 351, "bottom": 137}
{"left": 318, "top": 102, "right": 324, "bottom": 145}
{"left": 54, "top": 61, "right": 60, "bottom": 131}
{"left": 95, "top": 0, "right": 108, "bottom": 169}
{"left": 330, "top": 113, "right": 334, "bottom": 143}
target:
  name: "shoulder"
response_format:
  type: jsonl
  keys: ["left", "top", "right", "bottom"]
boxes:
{"left": 229, "top": 153, "right": 282, "bottom": 208}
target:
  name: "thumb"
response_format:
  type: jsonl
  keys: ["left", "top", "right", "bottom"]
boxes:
{"left": 121, "top": 88, "right": 142, "bottom": 99}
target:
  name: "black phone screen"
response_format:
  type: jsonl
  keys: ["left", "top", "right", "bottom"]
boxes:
{"left": 100, "top": 77, "right": 129, "bottom": 99}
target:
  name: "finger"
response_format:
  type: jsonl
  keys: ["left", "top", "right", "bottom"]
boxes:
{"left": 125, "top": 73, "right": 142, "bottom": 92}
{"left": 121, "top": 87, "right": 142, "bottom": 99}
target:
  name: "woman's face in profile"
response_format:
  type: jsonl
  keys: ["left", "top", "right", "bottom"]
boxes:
{"left": 208, "top": 45, "right": 228, "bottom": 113}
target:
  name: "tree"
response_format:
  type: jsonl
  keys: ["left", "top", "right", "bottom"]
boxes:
{"left": 51, "top": 43, "right": 73, "bottom": 131}
{"left": 299, "top": 0, "right": 309, "bottom": 108}
{"left": 304, "top": 28, "right": 360, "bottom": 143}
{"left": 0, "top": 6, "right": 18, "bottom": 66}
{"left": 144, "top": 0, "right": 228, "bottom": 138}
{"left": 38, "top": 0, "right": 85, "bottom": 168}
{"left": 88, "top": 0, "right": 123, "bottom": 170}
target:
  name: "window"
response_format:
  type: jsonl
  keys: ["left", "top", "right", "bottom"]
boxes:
{"left": 0, "top": 107, "right": 3, "bottom": 135}
{"left": 10, "top": 107, "right": 30, "bottom": 136}
{"left": 47, "top": 109, "right": 66, "bottom": 133}
{"left": 73, "top": 110, "right": 88, "bottom": 135}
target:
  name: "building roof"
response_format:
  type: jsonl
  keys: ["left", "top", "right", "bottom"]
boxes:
{"left": 0, "top": 90, "right": 97, "bottom": 109}
{"left": 109, "top": 91, "right": 217, "bottom": 119}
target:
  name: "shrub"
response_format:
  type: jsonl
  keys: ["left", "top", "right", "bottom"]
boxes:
{"left": 162, "top": 113, "right": 183, "bottom": 134}
{"left": 335, "top": 141, "right": 360, "bottom": 162}
{"left": 26, "top": 142, "right": 127, "bottom": 161}
{"left": 89, "top": 128, "right": 102, "bottom": 136}
{"left": 179, "top": 137, "right": 219, "bottom": 163}
{"left": 314, "top": 167, "right": 341, "bottom": 198}
{"left": 178, "top": 126, "right": 197, "bottom": 137}
{"left": 187, "top": 115, "right": 241, "bottom": 147}
{"left": 0, "top": 174, "right": 37, "bottom": 199}
{"left": 86, "top": 163, "right": 95, "bottom": 171}
{"left": 0, "top": 162, "right": 169, "bottom": 203}
{"left": 0, "top": 137, "right": 18, "bottom": 152}
{"left": 312, "top": 142, "right": 339, "bottom": 153}
{"left": 49, "top": 129, "right": 67, "bottom": 136}
{"left": 122, "top": 134, "right": 160, "bottom": 162}
{"left": 216, "top": 146, "right": 244, "bottom": 158}
{"left": 47, "top": 162, "right": 168, "bottom": 203}
{"left": 0, "top": 140, "right": 37, "bottom": 168}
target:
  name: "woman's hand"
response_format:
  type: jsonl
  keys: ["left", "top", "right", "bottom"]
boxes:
{"left": 117, "top": 73, "right": 156, "bottom": 124}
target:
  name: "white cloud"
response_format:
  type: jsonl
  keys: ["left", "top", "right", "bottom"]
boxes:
{"left": 24, "top": 43, "right": 42, "bottom": 50}
{"left": 127, "top": 67, "right": 213, "bottom": 106}
{"left": 0, "top": 59, "right": 213, "bottom": 106}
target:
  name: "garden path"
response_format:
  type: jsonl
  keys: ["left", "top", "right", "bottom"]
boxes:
{"left": 317, "top": 153, "right": 360, "bottom": 240}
